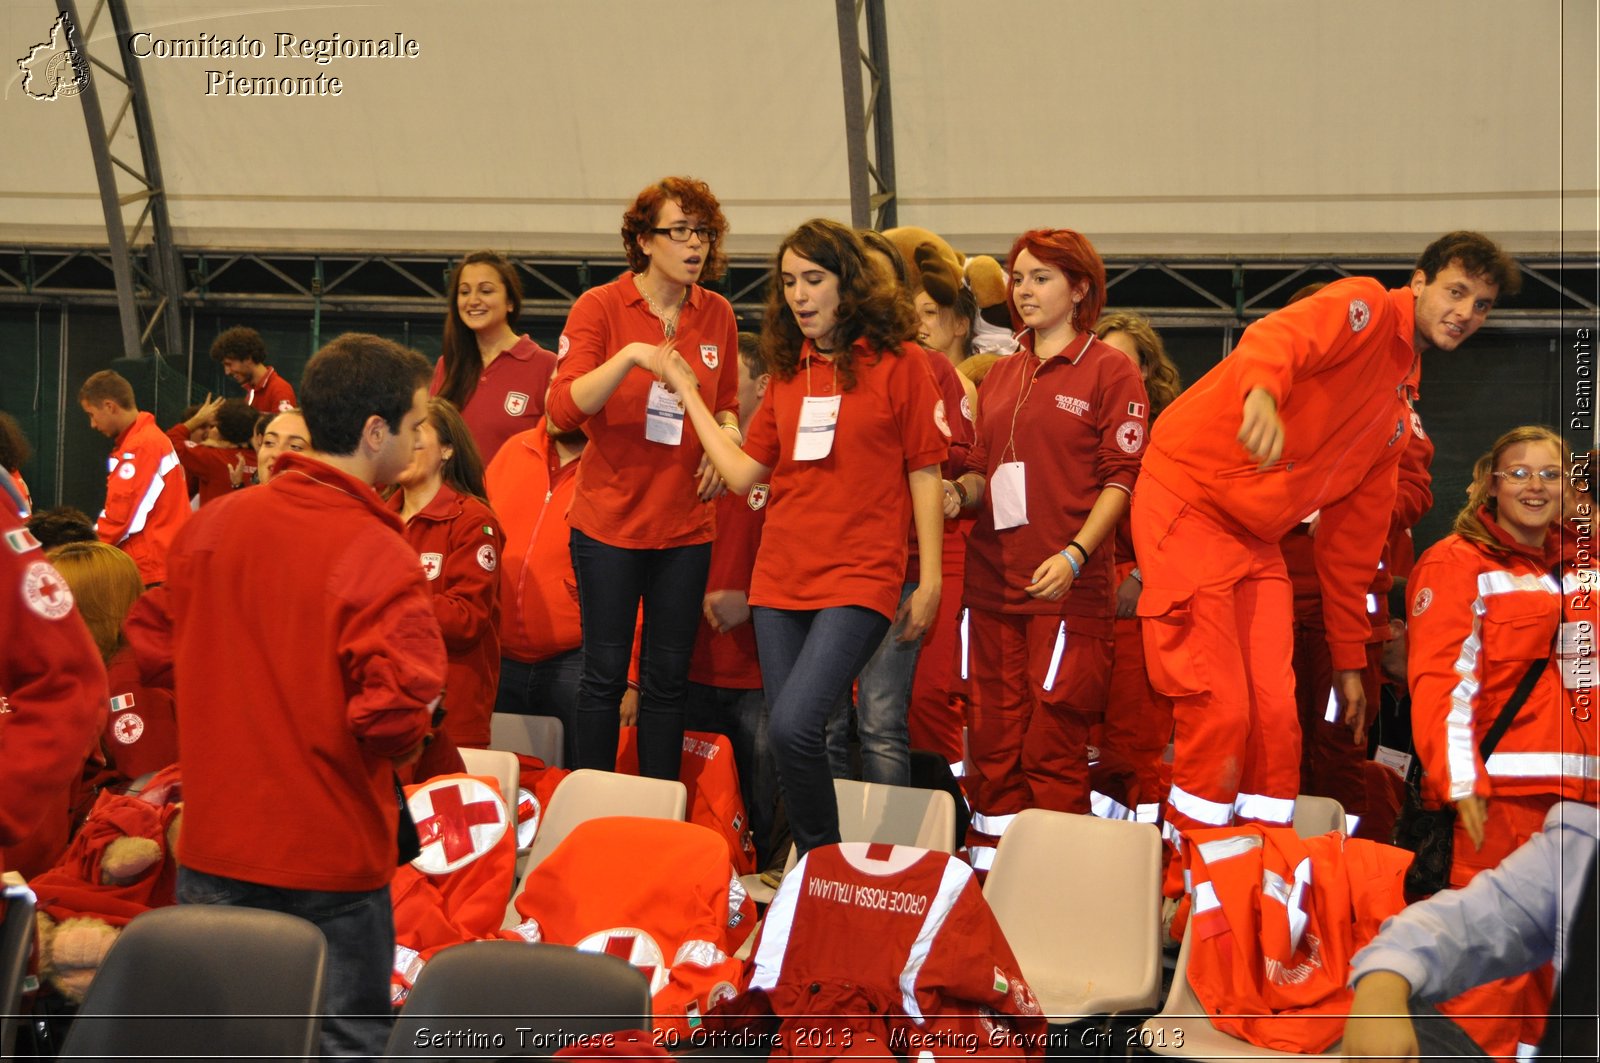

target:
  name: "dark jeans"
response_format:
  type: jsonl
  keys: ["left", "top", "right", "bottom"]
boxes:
{"left": 686, "top": 681, "right": 781, "bottom": 868}
{"left": 177, "top": 867, "right": 393, "bottom": 1061}
{"left": 753, "top": 605, "right": 890, "bottom": 856}
{"left": 495, "top": 649, "right": 582, "bottom": 767}
{"left": 827, "top": 582, "right": 921, "bottom": 786}
{"left": 569, "top": 528, "right": 710, "bottom": 779}
{"left": 1409, "top": 999, "right": 1492, "bottom": 1062}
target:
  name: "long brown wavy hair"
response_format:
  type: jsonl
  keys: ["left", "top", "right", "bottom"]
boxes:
{"left": 438, "top": 251, "right": 523, "bottom": 412}
{"left": 760, "top": 219, "right": 916, "bottom": 392}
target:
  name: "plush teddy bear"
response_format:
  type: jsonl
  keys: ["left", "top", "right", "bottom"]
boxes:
{"left": 883, "top": 225, "right": 1010, "bottom": 329}
{"left": 29, "top": 772, "right": 182, "bottom": 1002}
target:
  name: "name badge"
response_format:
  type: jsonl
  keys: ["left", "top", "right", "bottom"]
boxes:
{"left": 989, "top": 461, "right": 1029, "bottom": 529}
{"left": 644, "top": 380, "right": 685, "bottom": 445}
{"left": 793, "top": 394, "right": 842, "bottom": 461}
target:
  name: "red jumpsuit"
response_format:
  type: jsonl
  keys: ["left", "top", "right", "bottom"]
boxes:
{"left": 961, "top": 330, "right": 1147, "bottom": 866}
{"left": 1407, "top": 510, "right": 1588, "bottom": 1057}
{"left": 1132, "top": 279, "right": 1415, "bottom": 859}
{"left": 0, "top": 509, "right": 107, "bottom": 875}
{"left": 388, "top": 484, "right": 504, "bottom": 748}
{"left": 96, "top": 411, "right": 189, "bottom": 585}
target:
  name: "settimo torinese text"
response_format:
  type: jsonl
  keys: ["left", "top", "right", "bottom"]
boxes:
{"left": 126, "top": 31, "right": 421, "bottom": 97}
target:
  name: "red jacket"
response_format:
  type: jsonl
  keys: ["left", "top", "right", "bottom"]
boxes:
{"left": 963, "top": 331, "right": 1148, "bottom": 625}
{"left": 738, "top": 842, "right": 1047, "bottom": 1061}
{"left": 0, "top": 510, "right": 107, "bottom": 872}
{"left": 102, "top": 645, "right": 178, "bottom": 784}
{"left": 125, "top": 453, "right": 445, "bottom": 891}
{"left": 508, "top": 817, "right": 757, "bottom": 1040}
{"left": 688, "top": 489, "right": 765, "bottom": 690}
{"left": 617, "top": 728, "right": 757, "bottom": 876}
{"left": 1408, "top": 513, "right": 1589, "bottom": 804}
{"left": 484, "top": 425, "right": 583, "bottom": 664}
{"left": 167, "top": 423, "right": 255, "bottom": 505}
{"left": 96, "top": 411, "right": 189, "bottom": 585}
{"left": 243, "top": 367, "right": 296, "bottom": 414}
{"left": 388, "top": 484, "right": 504, "bottom": 747}
{"left": 1183, "top": 825, "right": 1410, "bottom": 1052}
{"left": 547, "top": 275, "right": 739, "bottom": 549}
{"left": 1141, "top": 279, "right": 1416, "bottom": 670}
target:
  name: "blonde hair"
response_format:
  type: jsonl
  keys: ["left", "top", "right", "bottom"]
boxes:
{"left": 1095, "top": 311, "right": 1183, "bottom": 417}
{"left": 1453, "top": 425, "right": 1566, "bottom": 553}
{"left": 46, "top": 541, "right": 143, "bottom": 662}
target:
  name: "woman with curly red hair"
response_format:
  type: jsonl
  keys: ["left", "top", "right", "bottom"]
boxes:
{"left": 649, "top": 218, "right": 948, "bottom": 855}
{"left": 545, "top": 176, "right": 740, "bottom": 779}
{"left": 942, "top": 229, "right": 1150, "bottom": 869}
{"left": 433, "top": 250, "right": 557, "bottom": 463}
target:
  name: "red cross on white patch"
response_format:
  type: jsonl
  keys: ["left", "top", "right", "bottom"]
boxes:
{"left": 113, "top": 712, "right": 145, "bottom": 745}
{"left": 408, "top": 777, "right": 507, "bottom": 875}
{"left": 23, "top": 561, "right": 74, "bottom": 619}
{"left": 578, "top": 928, "right": 668, "bottom": 993}
{"left": 1116, "top": 420, "right": 1145, "bottom": 454}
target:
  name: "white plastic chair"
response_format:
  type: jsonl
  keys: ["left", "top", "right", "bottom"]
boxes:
{"left": 502, "top": 769, "right": 687, "bottom": 928}
{"left": 981, "top": 809, "right": 1163, "bottom": 1021}
{"left": 489, "top": 713, "right": 565, "bottom": 767}
{"left": 1292, "top": 794, "right": 1347, "bottom": 838}
{"left": 457, "top": 747, "right": 520, "bottom": 823}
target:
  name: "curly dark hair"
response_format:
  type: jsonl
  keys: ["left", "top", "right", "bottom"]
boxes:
{"left": 1414, "top": 231, "right": 1521, "bottom": 297}
{"left": 760, "top": 219, "right": 916, "bottom": 391}
{"left": 621, "top": 176, "right": 728, "bottom": 282}
{"left": 438, "top": 251, "right": 523, "bottom": 412}
{"left": 209, "top": 325, "right": 269, "bottom": 366}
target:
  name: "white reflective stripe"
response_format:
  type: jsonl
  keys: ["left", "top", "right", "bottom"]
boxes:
{"left": 1565, "top": 571, "right": 1596, "bottom": 596}
{"left": 1286, "top": 857, "right": 1312, "bottom": 952}
{"left": 1041, "top": 622, "right": 1066, "bottom": 692}
{"left": 1479, "top": 569, "right": 1562, "bottom": 598}
{"left": 1192, "top": 880, "right": 1220, "bottom": 914}
{"left": 1445, "top": 608, "right": 1486, "bottom": 801}
{"left": 1516, "top": 1042, "right": 1538, "bottom": 1062}
{"left": 1196, "top": 834, "right": 1263, "bottom": 864}
{"left": 1323, "top": 685, "right": 1341, "bottom": 724}
{"left": 1484, "top": 752, "right": 1600, "bottom": 781}
{"left": 1233, "top": 792, "right": 1294, "bottom": 824}
{"left": 1090, "top": 790, "right": 1135, "bottom": 821}
{"left": 947, "top": 759, "right": 966, "bottom": 778}
{"left": 509, "top": 919, "right": 542, "bottom": 944}
{"left": 970, "top": 811, "right": 1019, "bottom": 836}
{"left": 1366, "top": 593, "right": 1379, "bottom": 615}
{"left": 748, "top": 851, "right": 811, "bottom": 991}
{"left": 122, "top": 450, "right": 181, "bottom": 539}
{"left": 958, "top": 608, "right": 970, "bottom": 681}
{"left": 1169, "top": 784, "right": 1234, "bottom": 826}
{"left": 674, "top": 938, "right": 729, "bottom": 969}
{"left": 897, "top": 858, "right": 973, "bottom": 1021}
{"left": 1261, "top": 869, "right": 1291, "bottom": 906}
{"left": 1161, "top": 819, "right": 1184, "bottom": 847}
{"left": 1345, "top": 814, "right": 1362, "bottom": 835}
{"left": 967, "top": 842, "right": 996, "bottom": 871}
{"left": 1134, "top": 802, "right": 1161, "bottom": 824}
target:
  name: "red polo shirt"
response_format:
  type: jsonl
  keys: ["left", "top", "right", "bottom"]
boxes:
{"left": 963, "top": 332, "right": 1147, "bottom": 630}
{"left": 745, "top": 339, "right": 949, "bottom": 621}
{"left": 429, "top": 334, "right": 557, "bottom": 463}
{"left": 546, "top": 275, "right": 739, "bottom": 549}
{"left": 244, "top": 367, "right": 296, "bottom": 415}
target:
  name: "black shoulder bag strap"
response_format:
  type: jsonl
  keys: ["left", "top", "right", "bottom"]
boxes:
{"left": 1477, "top": 565, "right": 1561, "bottom": 760}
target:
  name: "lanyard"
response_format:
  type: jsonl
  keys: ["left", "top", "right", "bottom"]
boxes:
{"left": 1000, "top": 330, "right": 1091, "bottom": 466}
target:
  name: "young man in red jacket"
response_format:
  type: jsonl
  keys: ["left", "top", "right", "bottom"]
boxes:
{"left": 126, "top": 333, "right": 445, "bottom": 1058}
{"left": 79, "top": 370, "right": 189, "bottom": 586}
{"left": 1131, "top": 231, "right": 1519, "bottom": 886}
{"left": 210, "top": 325, "right": 297, "bottom": 414}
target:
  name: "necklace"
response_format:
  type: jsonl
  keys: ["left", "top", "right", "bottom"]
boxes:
{"left": 635, "top": 274, "right": 687, "bottom": 339}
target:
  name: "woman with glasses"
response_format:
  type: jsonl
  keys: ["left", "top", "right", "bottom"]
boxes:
{"left": 646, "top": 219, "right": 948, "bottom": 855}
{"left": 545, "top": 176, "right": 739, "bottom": 779}
{"left": 1406, "top": 424, "right": 1591, "bottom": 1057}
{"left": 434, "top": 250, "right": 557, "bottom": 463}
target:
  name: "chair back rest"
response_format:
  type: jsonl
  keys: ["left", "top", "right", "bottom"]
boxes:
{"left": 1292, "top": 795, "right": 1347, "bottom": 838}
{"left": 459, "top": 747, "right": 521, "bottom": 821}
{"left": 387, "top": 940, "right": 649, "bottom": 1056}
{"left": 489, "top": 713, "right": 565, "bottom": 768}
{"left": 834, "top": 778, "right": 957, "bottom": 851}
{"left": 58, "top": 906, "right": 326, "bottom": 1060}
{"left": 1, "top": 883, "right": 37, "bottom": 1060}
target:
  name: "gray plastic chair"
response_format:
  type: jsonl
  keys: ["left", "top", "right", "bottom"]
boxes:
{"left": 1, "top": 882, "right": 37, "bottom": 1062}
{"left": 386, "top": 940, "right": 650, "bottom": 1058}
{"left": 56, "top": 905, "right": 326, "bottom": 1062}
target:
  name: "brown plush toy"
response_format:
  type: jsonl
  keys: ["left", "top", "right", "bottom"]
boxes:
{"left": 883, "top": 226, "right": 1009, "bottom": 327}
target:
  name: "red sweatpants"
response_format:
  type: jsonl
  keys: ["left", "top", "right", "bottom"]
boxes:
{"left": 906, "top": 520, "right": 971, "bottom": 764}
{"left": 1438, "top": 793, "right": 1558, "bottom": 1060}
{"left": 965, "top": 609, "right": 1110, "bottom": 820}
{"left": 1131, "top": 475, "right": 1300, "bottom": 850}
{"left": 1094, "top": 560, "right": 1174, "bottom": 817}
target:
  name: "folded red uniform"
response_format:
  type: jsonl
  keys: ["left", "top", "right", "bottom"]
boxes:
{"left": 390, "top": 773, "right": 518, "bottom": 1004}
{"left": 730, "top": 842, "right": 1047, "bottom": 1061}
{"left": 506, "top": 817, "right": 756, "bottom": 1041}
{"left": 1182, "top": 824, "right": 1410, "bottom": 1052}
{"left": 617, "top": 727, "right": 756, "bottom": 876}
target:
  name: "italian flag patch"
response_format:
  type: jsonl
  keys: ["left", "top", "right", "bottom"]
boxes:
{"left": 4, "top": 528, "right": 39, "bottom": 553}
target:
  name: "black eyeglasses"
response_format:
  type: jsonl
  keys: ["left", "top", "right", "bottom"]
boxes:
{"left": 1492, "top": 466, "right": 1564, "bottom": 483}
{"left": 650, "top": 225, "right": 717, "bottom": 243}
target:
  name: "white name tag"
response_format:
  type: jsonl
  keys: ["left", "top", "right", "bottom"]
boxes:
{"left": 793, "top": 394, "right": 841, "bottom": 461}
{"left": 644, "top": 380, "right": 685, "bottom": 445}
{"left": 989, "top": 461, "right": 1028, "bottom": 529}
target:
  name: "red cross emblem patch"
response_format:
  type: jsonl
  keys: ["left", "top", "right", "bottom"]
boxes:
{"left": 577, "top": 928, "right": 668, "bottom": 994}
{"left": 420, "top": 553, "right": 443, "bottom": 581}
{"left": 112, "top": 712, "right": 145, "bottom": 745}
{"left": 1347, "top": 299, "right": 1371, "bottom": 333}
{"left": 1116, "top": 420, "right": 1145, "bottom": 455}
{"left": 23, "top": 560, "right": 73, "bottom": 619}
{"left": 408, "top": 776, "right": 508, "bottom": 875}
{"left": 748, "top": 483, "right": 770, "bottom": 511}
{"left": 504, "top": 391, "right": 529, "bottom": 417}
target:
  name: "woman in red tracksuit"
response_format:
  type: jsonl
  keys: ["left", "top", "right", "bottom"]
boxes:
{"left": 545, "top": 176, "right": 740, "bottom": 780}
{"left": 1407, "top": 424, "right": 1592, "bottom": 1057}
{"left": 942, "top": 229, "right": 1148, "bottom": 870}
{"left": 388, "top": 397, "right": 504, "bottom": 750}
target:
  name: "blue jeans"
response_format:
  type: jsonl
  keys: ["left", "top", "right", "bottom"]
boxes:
{"left": 495, "top": 649, "right": 582, "bottom": 767}
{"left": 827, "top": 582, "right": 920, "bottom": 786}
{"left": 177, "top": 867, "right": 393, "bottom": 1061}
{"left": 753, "top": 605, "right": 890, "bottom": 856}
{"left": 569, "top": 529, "right": 711, "bottom": 779}
{"left": 686, "top": 681, "right": 780, "bottom": 868}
